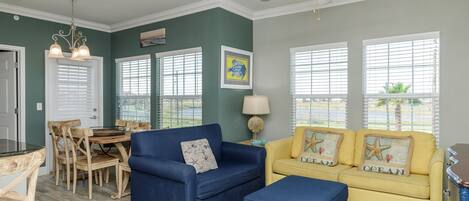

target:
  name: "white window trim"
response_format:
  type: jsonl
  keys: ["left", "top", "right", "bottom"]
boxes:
{"left": 363, "top": 32, "right": 440, "bottom": 46}
{"left": 290, "top": 42, "right": 349, "bottom": 130}
{"left": 362, "top": 32, "right": 440, "bottom": 140}
{"left": 156, "top": 47, "right": 203, "bottom": 128}
{"left": 156, "top": 47, "right": 202, "bottom": 58}
{"left": 290, "top": 42, "right": 348, "bottom": 54}
{"left": 115, "top": 54, "right": 151, "bottom": 64}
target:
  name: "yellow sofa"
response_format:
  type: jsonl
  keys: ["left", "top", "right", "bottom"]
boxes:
{"left": 265, "top": 127, "right": 444, "bottom": 201}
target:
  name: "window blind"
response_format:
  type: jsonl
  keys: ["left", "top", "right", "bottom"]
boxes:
{"left": 55, "top": 62, "right": 94, "bottom": 120}
{"left": 157, "top": 47, "right": 202, "bottom": 129}
{"left": 291, "top": 42, "right": 348, "bottom": 130}
{"left": 116, "top": 55, "right": 151, "bottom": 122}
{"left": 363, "top": 32, "right": 440, "bottom": 142}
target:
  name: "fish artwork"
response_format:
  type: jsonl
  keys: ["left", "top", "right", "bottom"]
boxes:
{"left": 228, "top": 59, "right": 247, "bottom": 79}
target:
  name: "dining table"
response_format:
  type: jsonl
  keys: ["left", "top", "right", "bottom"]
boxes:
{"left": 89, "top": 127, "right": 132, "bottom": 199}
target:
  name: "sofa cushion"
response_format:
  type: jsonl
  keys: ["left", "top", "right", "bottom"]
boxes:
{"left": 273, "top": 159, "right": 352, "bottom": 181}
{"left": 339, "top": 168, "right": 430, "bottom": 199}
{"left": 292, "top": 127, "right": 355, "bottom": 166}
{"left": 131, "top": 124, "right": 223, "bottom": 163}
{"left": 196, "top": 161, "right": 260, "bottom": 199}
{"left": 354, "top": 129, "right": 436, "bottom": 175}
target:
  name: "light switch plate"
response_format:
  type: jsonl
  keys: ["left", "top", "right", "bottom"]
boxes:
{"left": 36, "top": 102, "right": 43, "bottom": 111}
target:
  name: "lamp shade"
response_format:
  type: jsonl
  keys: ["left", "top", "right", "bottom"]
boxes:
{"left": 78, "top": 43, "right": 91, "bottom": 60}
{"left": 48, "top": 42, "right": 64, "bottom": 58}
{"left": 243, "top": 95, "right": 270, "bottom": 115}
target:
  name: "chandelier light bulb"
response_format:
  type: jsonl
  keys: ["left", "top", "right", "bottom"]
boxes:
{"left": 48, "top": 42, "right": 64, "bottom": 58}
{"left": 70, "top": 48, "right": 83, "bottom": 61}
{"left": 78, "top": 44, "right": 91, "bottom": 59}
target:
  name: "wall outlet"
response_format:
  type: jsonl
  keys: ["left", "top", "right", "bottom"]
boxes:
{"left": 36, "top": 102, "right": 43, "bottom": 111}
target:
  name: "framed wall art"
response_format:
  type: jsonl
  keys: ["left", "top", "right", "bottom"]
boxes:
{"left": 140, "top": 28, "right": 166, "bottom": 47}
{"left": 220, "top": 46, "right": 253, "bottom": 89}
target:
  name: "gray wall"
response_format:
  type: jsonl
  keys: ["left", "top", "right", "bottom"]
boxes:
{"left": 253, "top": 0, "right": 469, "bottom": 149}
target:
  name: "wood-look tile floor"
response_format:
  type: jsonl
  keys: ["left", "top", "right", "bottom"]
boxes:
{"left": 36, "top": 175, "right": 130, "bottom": 201}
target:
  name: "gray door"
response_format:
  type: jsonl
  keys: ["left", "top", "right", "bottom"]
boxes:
{"left": 0, "top": 52, "right": 17, "bottom": 141}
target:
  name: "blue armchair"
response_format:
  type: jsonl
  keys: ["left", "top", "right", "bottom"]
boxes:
{"left": 129, "top": 123, "right": 266, "bottom": 201}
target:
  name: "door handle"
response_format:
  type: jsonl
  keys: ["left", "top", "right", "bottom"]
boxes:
{"left": 89, "top": 116, "right": 97, "bottom": 119}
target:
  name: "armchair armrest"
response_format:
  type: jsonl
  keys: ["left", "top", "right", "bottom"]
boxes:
{"left": 221, "top": 142, "right": 266, "bottom": 165}
{"left": 265, "top": 137, "right": 292, "bottom": 185}
{"left": 129, "top": 156, "right": 196, "bottom": 184}
{"left": 129, "top": 156, "right": 197, "bottom": 201}
{"left": 429, "top": 148, "right": 444, "bottom": 201}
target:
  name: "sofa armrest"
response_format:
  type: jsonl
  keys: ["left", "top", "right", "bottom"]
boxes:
{"left": 129, "top": 156, "right": 197, "bottom": 201}
{"left": 265, "top": 137, "right": 293, "bottom": 185}
{"left": 221, "top": 142, "right": 266, "bottom": 165}
{"left": 429, "top": 148, "right": 444, "bottom": 201}
{"left": 129, "top": 156, "right": 196, "bottom": 184}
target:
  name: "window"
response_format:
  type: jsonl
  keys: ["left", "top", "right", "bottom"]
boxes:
{"left": 157, "top": 48, "right": 202, "bottom": 129}
{"left": 116, "top": 55, "right": 151, "bottom": 122}
{"left": 54, "top": 61, "right": 96, "bottom": 120}
{"left": 291, "top": 42, "right": 348, "bottom": 130}
{"left": 363, "top": 32, "right": 440, "bottom": 140}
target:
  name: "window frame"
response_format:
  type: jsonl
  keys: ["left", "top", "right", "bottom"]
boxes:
{"left": 290, "top": 42, "right": 349, "bottom": 131}
{"left": 156, "top": 47, "right": 203, "bottom": 129}
{"left": 115, "top": 54, "right": 152, "bottom": 122}
{"left": 362, "top": 32, "right": 440, "bottom": 140}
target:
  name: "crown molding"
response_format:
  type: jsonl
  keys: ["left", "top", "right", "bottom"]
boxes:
{"left": 0, "top": 2, "right": 111, "bottom": 32}
{"left": 0, "top": 0, "right": 364, "bottom": 33}
{"left": 110, "top": 0, "right": 253, "bottom": 32}
{"left": 218, "top": 0, "right": 253, "bottom": 20}
{"left": 253, "top": 0, "right": 365, "bottom": 20}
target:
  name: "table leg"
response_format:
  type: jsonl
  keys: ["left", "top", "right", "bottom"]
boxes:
{"left": 111, "top": 142, "right": 130, "bottom": 199}
{"left": 114, "top": 143, "right": 129, "bottom": 162}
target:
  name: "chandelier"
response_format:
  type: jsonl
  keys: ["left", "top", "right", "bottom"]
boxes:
{"left": 48, "top": 0, "right": 91, "bottom": 60}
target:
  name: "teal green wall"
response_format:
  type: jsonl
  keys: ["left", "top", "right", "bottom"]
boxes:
{"left": 0, "top": 12, "right": 112, "bottom": 146}
{"left": 0, "top": 7, "right": 252, "bottom": 145}
{"left": 217, "top": 9, "right": 253, "bottom": 142}
{"left": 111, "top": 8, "right": 253, "bottom": 141}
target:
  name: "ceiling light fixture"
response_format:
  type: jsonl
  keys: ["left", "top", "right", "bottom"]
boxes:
{"left": 312, "top": 0, "right": 332, "bottom": 21}
{"left": 48, "top": 0, "right": 91, "bottom": 60}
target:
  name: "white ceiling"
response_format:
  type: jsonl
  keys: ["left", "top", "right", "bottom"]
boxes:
{"left": 0, "top": 0, "right": 363, "bottom": 32}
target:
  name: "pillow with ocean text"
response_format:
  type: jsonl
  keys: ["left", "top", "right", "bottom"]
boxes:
{"left": 299, "top": 129, "right": 343, "bottom": 167}
{"left": 359, "top": 134, "right": 414, "bottom": 176}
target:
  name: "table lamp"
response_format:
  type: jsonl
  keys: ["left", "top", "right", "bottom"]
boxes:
{"left": 242, "top": 95, "right": 270, "bottom": 140}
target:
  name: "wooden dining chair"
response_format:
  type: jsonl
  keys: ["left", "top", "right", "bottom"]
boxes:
{"left": 66, "top": 127, "right": 120, "bottom": 199}
{"left": 0, "top": 148, "right": 45, "bottom": 201}
{"left": 117, "top": 122, "right": 151, "bottom": 198}
{"left": 138, "top": 122, "right": 151, "bottom": 131}
{"left": 47, "top": 119, "right": 81, "bottom": 190}
{"left": 115, "top": 119, "right": 127, "bottom": 129}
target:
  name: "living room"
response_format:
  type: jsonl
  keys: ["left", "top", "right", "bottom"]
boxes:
{"left": 0, "top": 0, "right": 467, "bottom": 201}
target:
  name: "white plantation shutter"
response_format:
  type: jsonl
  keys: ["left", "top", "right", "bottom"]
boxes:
{"left": 363, "top": 32, "right": 440, "bottom": 143}
{"left": 157, "top": 47, "right": 202, "bottom": 129}
{"left": 291, "top": 42, "right": 348, "bottom": 130}
{"left": 116, "top": 55, "right": 151, "bottom": 122}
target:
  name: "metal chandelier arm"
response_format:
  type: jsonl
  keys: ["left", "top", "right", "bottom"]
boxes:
{"left": 51, "top": 28, "right": 73, "bottom": 50}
